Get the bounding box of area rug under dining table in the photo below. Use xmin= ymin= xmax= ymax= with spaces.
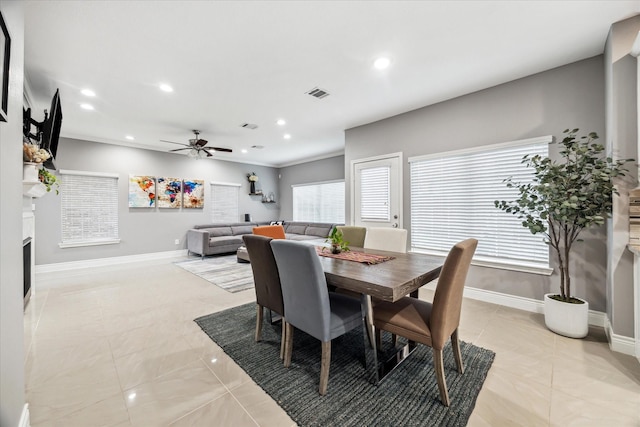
xmin=195 ymin=302 xmax=495 ymax=426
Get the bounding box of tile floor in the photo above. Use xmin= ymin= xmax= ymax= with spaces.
xmin=24 ymin=255 xmax=640 ymax=426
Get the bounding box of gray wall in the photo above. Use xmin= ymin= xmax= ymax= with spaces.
xmin=605 ymin=15 xmax=640 ymax=338
xmin=0 ymin=2 xmax=26 ymax=426
xmin=345 ymin=56 xmax=612 ymax=312
xmin=35 ymin=137 xmax=282 ymax=265
xmin=277 ymin=155 xmax=345 ymax=220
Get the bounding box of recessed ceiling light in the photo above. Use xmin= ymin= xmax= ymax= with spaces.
xmin=284 ymin=134 xmax=291 ymax=140
xmin=373 ymin=57 xmax=391 ymax=70
xmin=159 ymin=83 xmax=173 ymax=93
xmin=80 ymin=103 xmax=94 ymax=110
xmin=81 ymin=89 xmax=96 ymax=97
xmin=125 ymin=135 xmax=135 ymax=141
xmin=241 ymin=149 xmax=248 ymax=154
xmin=276 ymin=119 xmax=286 ymax=126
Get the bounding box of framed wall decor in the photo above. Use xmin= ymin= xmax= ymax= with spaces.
xmin=183 ymin=179 xmax=204 ymax=208
xmin=156 ymin=177 xmax=182 ymax=208
xmin=128 ymin=175 xmax=156 ymax=208
xmin=0 ymin=10 xmax=10 ymax=122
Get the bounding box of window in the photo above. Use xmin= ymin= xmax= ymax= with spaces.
xmin=409 ymin=136 xmax=552 ymax=273
xmin=360 ymin=166 xmax=390 ymax=221
xmin=59 ymin=170 xmax=120 ymax=248
xmin=210 ymin=182 xmax=240 ymax=223
xmin=293 ymin=180 xmax=345 ymax=223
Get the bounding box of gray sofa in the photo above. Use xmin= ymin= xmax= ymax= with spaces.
xmin=187 ymin=221 xmax=337 ymax=258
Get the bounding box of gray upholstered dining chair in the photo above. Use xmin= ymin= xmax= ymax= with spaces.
xmin=336 ymin=226 xmax=367 ymax=248
xmin=363 ymin=227 xmax=408 ymax=253
xmin=373 ymin=238 xmax=478 ymax=406
xmin=270 ymin=240 xmax=362 ymax=395
xmin=242 ymin=234 xmax=286 ymax=359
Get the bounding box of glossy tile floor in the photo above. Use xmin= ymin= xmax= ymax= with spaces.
xmin=25 ymin=255 xmax=640 ymax=426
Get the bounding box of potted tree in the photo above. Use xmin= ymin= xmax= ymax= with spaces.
xmin=495 ymin=129 xmax=633 ymax=338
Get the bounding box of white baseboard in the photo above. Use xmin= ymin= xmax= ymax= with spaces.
xmin=604 ymin=316 xmax=637 ymax=357
xmin=19 ymin=403 xmax=30 ymax=427
xmin=461 ymin=286 xmax=607 ymax=328
xmin=462 ymin=287 xmax=638 ymax=355
xmin=35 ymin=249 xmax=188 ymax=273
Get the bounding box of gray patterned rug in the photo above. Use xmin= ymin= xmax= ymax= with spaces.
xmin=174 ymin=255 xmax=254 ymax=293
xmin=195 ymin=303 xmax=495 ymax=426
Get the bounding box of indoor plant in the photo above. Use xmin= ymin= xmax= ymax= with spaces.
xmin=495 ymin=129 xmax=633 ymax=338
xmin=325 ymin=226 xmax=350 ymax=254
xmin=38 ymin=168 xmax=59 ymax=195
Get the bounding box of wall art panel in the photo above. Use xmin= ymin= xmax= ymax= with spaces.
xmin=157 ymin=177 xmax=182 ymax=208
xmin=183 ymin=179 xmax=204 ymax=209
xmin=128 ymin=175 xmax=156 ymax=207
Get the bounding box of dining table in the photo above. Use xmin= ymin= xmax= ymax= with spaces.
xmin=316 ymin=245 xmax=444 ymax=384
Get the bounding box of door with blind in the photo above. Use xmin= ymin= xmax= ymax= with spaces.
xmin=351 ymin=153 xmax=402 ymax=229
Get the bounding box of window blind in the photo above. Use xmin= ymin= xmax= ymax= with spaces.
xmin=292 ymin=180 xmax=345 ymax=223
xmin=409 ymin=137 xmax=550 ymax=268
xmin=210 ymin=183 xmax=240 ymax=223
xmin=360 ymin=166 xmax=390 ymax=221
xmin=60 ymin=170 xmax=119 ymax=247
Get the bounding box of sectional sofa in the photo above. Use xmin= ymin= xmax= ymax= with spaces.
xmin=186 ymin=221 xmax=337 ymax=258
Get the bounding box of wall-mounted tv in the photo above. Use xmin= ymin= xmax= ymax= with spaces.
xmin=23 ymin=89 xmax=63 ymax=170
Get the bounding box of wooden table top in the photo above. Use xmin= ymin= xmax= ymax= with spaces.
xmin=318 ymin=247 xmax=443 ymax=302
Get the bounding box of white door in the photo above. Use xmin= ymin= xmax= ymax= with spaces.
xmin=351 ymin=153 xmax=402 ymax=229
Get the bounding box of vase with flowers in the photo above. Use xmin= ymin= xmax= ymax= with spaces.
xmin=23 ymin=142 xmax=51 ymax=182
xmin=247 ymin=172 xmax=259 ymax=194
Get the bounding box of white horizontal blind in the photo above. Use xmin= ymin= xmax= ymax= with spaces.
xmin=410 ymin=138 xmax=549 ymax=267
xmin=210 ymin=183 xmax=239 ymax=223
xmin=293 ymin=181 xmax=345 ymax=223
xmin=360 ymin=166 xmax=390 ymax=221
xmin=60 ymin=171 xmax=119 ymax=246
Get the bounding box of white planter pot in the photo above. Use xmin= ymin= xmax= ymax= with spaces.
xmin=23 ymin=162 xmax=41 ymax=182
xmin=544 ymin=293 xmax=589 ymax=338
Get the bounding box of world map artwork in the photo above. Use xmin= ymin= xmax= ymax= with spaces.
xmin=128 ymin=175 xmax=155 ymax=208
xmin=157 ymin=177 xmax=182 ymax=208
xmin=183 ymin=179 xmax=204 ymax=208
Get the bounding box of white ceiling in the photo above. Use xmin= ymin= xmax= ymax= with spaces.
xmin=23 ymin=1 xmax=640 ymax=167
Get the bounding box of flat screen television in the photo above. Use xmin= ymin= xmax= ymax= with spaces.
xmin=40 ymin=89 xmax=62 ymax=170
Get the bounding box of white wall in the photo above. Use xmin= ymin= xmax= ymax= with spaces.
xmin=345 ymin=56 xmax=613 ymax=313
xmin=0 ymin=2 xmax=26 ymax=426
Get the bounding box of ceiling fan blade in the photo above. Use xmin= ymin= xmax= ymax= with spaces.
xmin=211 ymin=146 xmax=233 ymax=153
xmin=169 ymin=147 xmax=191 ymax=152
xmin=160 ymin=139 xmax=188 ymax=146
xmin=195 ymin=139 xmax=208 ymax=147
xmin=202 ymin=148 xmax=214 ymax=157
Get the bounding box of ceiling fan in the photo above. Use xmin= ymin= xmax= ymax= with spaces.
xmin=161 ymin=130 xmax=232 ymax=158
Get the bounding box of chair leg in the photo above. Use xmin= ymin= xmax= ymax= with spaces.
xmin=284 ymin=322 xmax=294 ymax=368
xmin=319 ymin=341 xmax=331 ymax=395
xmin=451 ymin=328 xmax=464 ymax=374
xmin=280 ymin=318 xmax=286 ymax=360
xmin=433 ymin=348 xmax=450 ymax=406
xmin=392 ymin=334 xmax=399 ymax=347
xmin=255 ymin=305 xmax=263 ymax=342
xmin=375 ymin=329 xmax=382 ymax=349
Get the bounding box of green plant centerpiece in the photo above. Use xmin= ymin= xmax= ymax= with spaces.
xmin=38 ymin=168 xmax=59 ymax=195
xmin=325 ymin=226 xmax=350 ymax=254
xmin=495 ymin=129 xmax=633 ymax=337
